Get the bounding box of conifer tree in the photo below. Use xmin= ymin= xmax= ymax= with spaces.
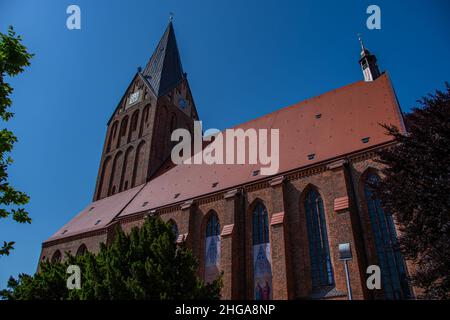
xmin=0 ymin=217 xmax=222 ymax=300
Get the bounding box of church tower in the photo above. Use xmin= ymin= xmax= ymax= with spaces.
xmin=358 ymin=35 xmax=381 ymax=82
xmin=93 ymin=21 xmax=199 ymax=201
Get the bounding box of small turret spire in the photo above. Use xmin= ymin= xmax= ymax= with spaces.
xmin=358 ymin=34 xmax=381 ymax=82
xmin=357 ymin=33 xmax=365 ymax=53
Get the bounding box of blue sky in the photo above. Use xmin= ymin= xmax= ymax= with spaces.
xmin=0 ymin=0 xmax=449 ymax=289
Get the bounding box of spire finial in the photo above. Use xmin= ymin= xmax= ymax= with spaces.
xmin=169 ymin=12 xmax=174 ymax=22
xmin=357 ymin=33 xmax=365 ymax=52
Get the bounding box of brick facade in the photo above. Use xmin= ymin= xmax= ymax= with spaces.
xmin=39 ymin=22 xmax=416 ymax=300
xmin=94 ymin=76 xmax=198 ymax=201
xmin=40 ymin=146 xmax=416 ymax=299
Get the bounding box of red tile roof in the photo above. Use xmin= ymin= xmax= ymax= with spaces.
xmin=44 ymin=73 xmax=404 ymax=243
xmin=46 ymin=185 xmax=144 ymax=242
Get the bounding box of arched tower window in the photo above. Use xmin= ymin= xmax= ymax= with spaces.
xmin=204 ymin=211 xmax=220 ymax=283
xmin=131 ymin=141 xmax=146 ymax=187
xmin=108 ymin=151 xmax=123 ymax=196
xmin=97 ymin=156 xmax=111 ymax=200
xmin=76 ymin=244 xmax=87 ymax=257
xmin=128 ymin=111 xmax=139 ymax=142
xmin=304 ymin=188 xmax=334 ymax=288
xmin=112 ymin=121 xmax=118 ymax=138
xmin=144 ymin=106 xmax=150 ymax=122
xmin=119 ymin=147 xmax=134 ymax=192
xmin=364 ymin=173 xmax=411 ymax=299
xmin=139 ymin=104 xmax=150 ymax=137
xmin=51 ymin=250 xmax=61 ymax=263
xmin=117 ymin=116 xmax=129 ymax=148
xmin=107 ymin=121 xmax=118 ymax=153
xmin=252 ymin=202 xmax=272 ymax=300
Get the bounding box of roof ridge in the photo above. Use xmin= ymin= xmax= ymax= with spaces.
xmin=227 ymin=74 xmax=391 ymax=131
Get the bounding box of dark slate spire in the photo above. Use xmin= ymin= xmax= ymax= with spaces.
xmin=142 ymin=21 xmax=185 ymax=97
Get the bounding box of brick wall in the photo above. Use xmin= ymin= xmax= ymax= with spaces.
xmin=94 ymin=78 xmax=197 ymax=201
xmin=40 ymin=148 xmax=416 ymax=300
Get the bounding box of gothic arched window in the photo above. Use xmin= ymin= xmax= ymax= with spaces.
xmin=304 ymin=189 xmax=334 ymax=288
xmin=97 ymin=156 xmax=111 ymax=200
xmin=107 ymin=121 xmax=118 ymax=153
xmin=206 ymin=212 xmax=220 ymax=238
xmin=253 ymin=203 xmax=269 ymax=246
xmin=51 ymin=250 xmax=61 ymax=263
xmin=252 ymin=202 xmax=272 ymax=300
xmin=112 ymin=121 xmax=118 ymax=138
xmin=76 ymin=244 xmax=87 ymax=257
xmin=120 ymin=147 xmax=134 ymax=192
xmin=139 ymin=104 xmax=151 ymax=137
xmin=144 ymin=106 xmax=150 ymax=122
xmin=117 ymin=116 xmax=128 ymax=148
xmin=132 ymin=141 xmax=146 ymax=187
xmin=204 ymin=211 xmax=220 ymax=283
xmin=108 ymin=151 xmax=123 ymax=196
xmin=364 ymin=173 xmax=411 ymax=299
xmin=128 ymin=111 xmax=139 ymax=142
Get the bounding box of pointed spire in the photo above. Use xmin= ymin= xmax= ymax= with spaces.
xmin=142 ymin=21 xmax=185 ymax=97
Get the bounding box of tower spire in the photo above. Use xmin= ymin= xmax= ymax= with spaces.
xmin=358 ymin=34 xmax=381 ymax=82
xmin=142 ymin=20 xmax=185 ymax=96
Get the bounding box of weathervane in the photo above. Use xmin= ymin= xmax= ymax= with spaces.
xmin=169 ymin=12 xmax=174 ymax=22
xmin=357 ymin=33 xmax=365 ymax=51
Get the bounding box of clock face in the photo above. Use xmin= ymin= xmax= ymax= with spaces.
xmin=129 ymin=91 xmax=140 ymax=105
xmin=178 ymin=97 xmax=187 ymax=109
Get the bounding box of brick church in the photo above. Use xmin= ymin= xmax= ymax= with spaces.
xmin=39 ymin=21 xmax=415 ymax=300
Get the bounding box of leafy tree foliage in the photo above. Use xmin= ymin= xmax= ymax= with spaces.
xmin=1 ymin=217 xmax=222 ymax=300
xmin=374 ymin=83 xmax=450 ymax=299
xmin=0 ymin=26 xmax=33 ymax=256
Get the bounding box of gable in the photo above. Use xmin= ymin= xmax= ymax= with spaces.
xmin=107 ymin=72 xmax=157 ymax=126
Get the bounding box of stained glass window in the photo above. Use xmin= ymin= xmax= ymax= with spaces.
xmin=364 ymin=173 xmax=411 ymax=299
xmin=305 ymin=189 xmax=334 ymax=287
xmin=205 ymin=212 xmax=220 ymax=283
xmin=252 ymin=202 xmax=272 ymax=300
xmin=252 ymin=202 xmax=270 ymax=245
xmin=76 ymin=244 xmax=87 ymax=257
xmin=51 ymin=250 xmax=61 ymax=263
xmin=206 ymin=212 xmax=220 ymax=237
